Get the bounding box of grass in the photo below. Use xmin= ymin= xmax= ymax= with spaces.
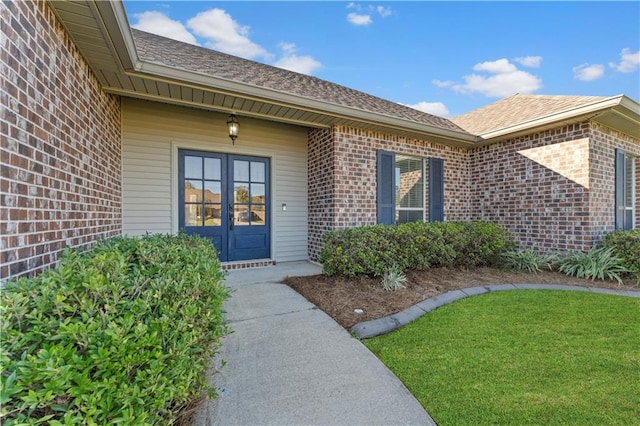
xmin=363 ymin=290 xmax=640 ymax=425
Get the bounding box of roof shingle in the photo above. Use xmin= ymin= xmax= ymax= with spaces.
xmin=451 ymin=93 xmax=608 ymax=135
xmin=131 ymin=29 xmax=468 ymax=134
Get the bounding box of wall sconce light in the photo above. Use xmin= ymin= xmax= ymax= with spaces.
xmin=282 ymin=203 xmax=287 ymax=211
xmin=227 ymin=113 xmax=239 ymax=144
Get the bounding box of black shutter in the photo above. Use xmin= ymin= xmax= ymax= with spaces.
xmin=429 ymin=158 xmax=444 ymax=222
xmin=376 ymin=150 xmax=395 ymax=225
xmin=615 ymin=149 xmax=626 ymax=230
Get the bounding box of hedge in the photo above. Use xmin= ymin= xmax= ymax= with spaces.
xmin=602 ymin=229 xmax=640 ymax=284
xmin=0 ymin=234 xmax=229 ymax=425
xmin=319 ymin=221 xmax=515 ymax=277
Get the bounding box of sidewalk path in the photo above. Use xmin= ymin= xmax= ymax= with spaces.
xmin=194 ymin=261 xmax=435 ymax=426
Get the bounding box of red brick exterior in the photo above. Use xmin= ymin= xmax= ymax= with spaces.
xmin=1 ymin=1 xmax=122 ymax=280
xmin=309 ymin=122 xmax=639 ymax=259
xmin=308 ymin=125 xmax=471 ymax=260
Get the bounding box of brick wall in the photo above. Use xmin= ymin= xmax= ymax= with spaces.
xmin=588 ymin=123 xmax=640 ymax=241
xmin=307 ymin=125 xmax=470 ymax=260
xmin=1 ymin=1 xmax=122 ymax=280
xmin=307 ymin=128 xmax=336 ymax=261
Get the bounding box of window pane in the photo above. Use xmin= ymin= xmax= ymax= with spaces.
xmin=204 ymin=158 xmax=221 ymax=180
xmin=184 ymin=156 xmax=202 ymax=179
xmin=204 ymin=182 xmax=221 ymax=203
xmin=252 ymin=204 xmax=266 ymax=225
xmin=203 ymin=204 xmax=221 ymax=226
xmin=396 ymin=209 xmax=423 ymax=224
xmin=234 ymin=184 xmax=250 ymax=203
xmin=234 ymin=205 xmax=250 ymax=226
xmin=234 ymin=160 xmax=249 ymax=181
xmin=251 ymin=183 xmax=265 ymax=203
xmin=251 ymin=162 xmax=266 ymax=182
xmin=184 ymin=180 xmax=203 ymax=203
xmin=396 ymin=157 xmax=423 ymax=208
xmin=625 ymin=156 xmax=634 ymax=207
xmin=184 ymin=204 xmax=202 ymax=226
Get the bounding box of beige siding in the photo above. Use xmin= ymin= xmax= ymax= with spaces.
xmin=122 ymin=98 xmax=309 ymax=262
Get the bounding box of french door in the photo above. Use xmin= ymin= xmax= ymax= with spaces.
xmin=178 ymin=149 xmax=270 ymax=261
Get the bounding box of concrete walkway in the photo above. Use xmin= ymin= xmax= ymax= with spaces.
xmin=193 ymin=261 xmax=435 ymax=426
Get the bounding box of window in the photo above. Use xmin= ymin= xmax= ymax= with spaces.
xmin=395 ymin=156 xmax=424 ymax=223
xmin=615 ymin=149 xmax=636 ymax=230
xmin=377 ymin=150 xmax=443 ymax=225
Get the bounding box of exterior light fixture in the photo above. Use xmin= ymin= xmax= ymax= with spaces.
xmin=227 ymin=113 xmax=239 ymax=144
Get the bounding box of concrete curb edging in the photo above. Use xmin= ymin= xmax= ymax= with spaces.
xmin=350 ymin=284 xmax=640 ymax=339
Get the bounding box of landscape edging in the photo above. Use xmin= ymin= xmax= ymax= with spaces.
xmin=350 ymin=284 xmax=640 ymax=339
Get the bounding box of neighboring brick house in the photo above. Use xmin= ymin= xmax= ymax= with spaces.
xmin=1 ymin=0 xmax=639 ymax=280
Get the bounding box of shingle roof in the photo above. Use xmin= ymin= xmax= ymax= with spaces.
xmin=131 ymin=29 xmax=468 ymax=134
xmin=451 ymin=94 xmax=608 ymax=135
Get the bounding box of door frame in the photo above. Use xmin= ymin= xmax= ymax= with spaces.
xmin=172 ymin=141 xmax=275 ymax=261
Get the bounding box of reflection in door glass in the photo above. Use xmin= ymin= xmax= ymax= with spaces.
xmin=204 ymin=205 xmax=221 ymax=226
xmin=184 ymin=156 xmax=202 ymax=179
xmin=184 ymin=205 xmax=202 ymax=226
xmin=234 ymin=160 xmax=249 ymax=181
xmin=251 ymin=162 xmax=265 ymax=182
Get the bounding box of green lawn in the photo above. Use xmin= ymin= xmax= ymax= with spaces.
xmin=364 ymin=290 xmax=640 ymax=425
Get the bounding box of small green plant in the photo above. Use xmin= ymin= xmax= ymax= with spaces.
xmin=558 ymin=246 xmax=630 ymax=285
xmin=381 ymin=265 xmax=407 ymax=291
xmin=501 ymin=248 xmax=558 ymax=273
xmin=602 ymin=229 xmax=640 ymax=285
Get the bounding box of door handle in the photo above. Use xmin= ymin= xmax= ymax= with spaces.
xmin=229 ymin=204 xmax=234 ymax=230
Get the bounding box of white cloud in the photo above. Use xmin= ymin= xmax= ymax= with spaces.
xmin=436 ymin=58 xmax=542 ymax=98
xmin=131 ymin=11 xmax=198 ymax=45
xmin=609 ymin=48 xmax=640 ymax=73
xmin=273 ymin=43 xmax=322 ymax=75
xmin=187 ymin=9 xmax=270 ymax=60
xmin=376 ymin=6 xmax=392 ymax=17
xmin=432 ymin=80 xmax=455 ymax=88
xmin=347 ymin=12 xmax=373 ymax=26
xmin=514 ymin=56 xmax=543 ymax=68
xmin=404 ymin=102 xmax=450 ymax=117
xmin=573 ymin=63 xmax=605 ymax=81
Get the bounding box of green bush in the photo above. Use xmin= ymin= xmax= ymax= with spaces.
xmin=320 ymin=221 xmax=514 ymax=277
xmin=558 ymin=246 xmax=630 ymax=285
xmin=0 ymin=234 xmax=229 ymax=425
xmin=501 ymin=249 xmax=559 ymax=273
xmin=602 ymin=229 xmax=640 ymax=284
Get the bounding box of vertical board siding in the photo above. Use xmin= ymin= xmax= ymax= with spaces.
xmin=121 ymin=98 xmax=309 ymax=262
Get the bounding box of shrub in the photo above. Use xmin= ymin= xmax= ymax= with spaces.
xmin=0 ymin=234 xmax=229 ymax=425
xmin=558 ymin=246 xmax=630 ymax=285
xmin=501 ymin=249 xmax=559 ymax=273
xmin=602 ymin=229 xmax=640 ymax=284
xmin=320 ymin=221 xmax=514 ymax=277
xmin=381 ymin=265 xmax=407 ymax=291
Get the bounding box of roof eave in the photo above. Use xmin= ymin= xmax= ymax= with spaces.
xmin=134 ymin=61 xmax=476 ymax=147
xmin=475 ymin=95 xmax=640 ymax=144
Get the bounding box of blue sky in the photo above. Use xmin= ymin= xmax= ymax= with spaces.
xmin=122 ymin=1 xmax=640 ymax=117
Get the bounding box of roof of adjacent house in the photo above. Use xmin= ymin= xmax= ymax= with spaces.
xmin=451 ymin=94 xmax=608 ymax=135
xmin=132 ymin=29 xmax=468 ymax=134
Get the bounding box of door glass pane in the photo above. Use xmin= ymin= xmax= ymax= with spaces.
xmin=204 ymin=204 xmax=221 ymax=226
xmin=234 ymin=184 xmax=250 ymax=203
xmin=234 ymin=160 xmax=249 ymax=181
xmin=184 ymin=180 xmax=203 ymax=203
xmin=184 ymin=204 xmax=202 ymax=226
xmin=250 ymin=183 xmax=265 ymax=203
xmin=184 ymin=156 xmax=202 ymax=179
xmin=252 ymin=204 xmax=266 ymax=225
xmin=251 ymin=162 xmax=265 ymax=182
xmin=203 ymin=182 xmax=221 ymax=203
xmin=234 ymin=205 xmax=250 ymax=226
xmin=204 ymin=158 xmax=221 ymax=180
